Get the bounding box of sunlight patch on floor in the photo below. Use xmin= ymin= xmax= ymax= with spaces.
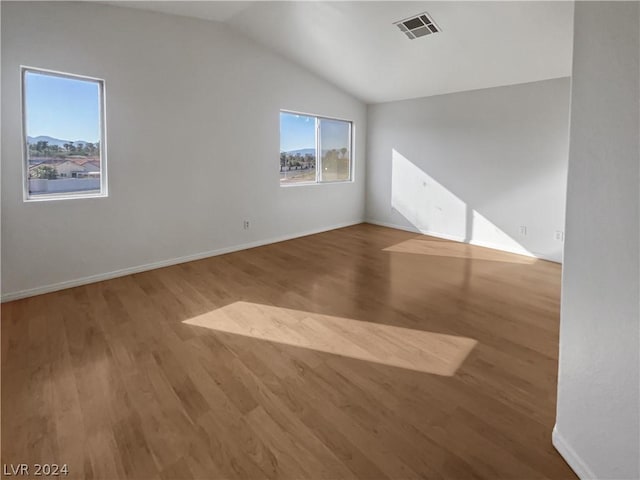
xmin=183 ymin=301 xmax=477 ymax=376
xmin=383 ymin=238 xmax=536 ymax=264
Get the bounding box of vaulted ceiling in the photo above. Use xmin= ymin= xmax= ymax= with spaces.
xmin=110 ymin=1 xmax=574 ymax=104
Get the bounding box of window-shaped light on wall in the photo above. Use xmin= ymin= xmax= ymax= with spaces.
xmin=22 ymin=67 xmax=107 ymax=200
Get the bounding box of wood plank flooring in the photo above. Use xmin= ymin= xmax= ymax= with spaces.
xmin=1 ymin=224 xmax=576 ymax=479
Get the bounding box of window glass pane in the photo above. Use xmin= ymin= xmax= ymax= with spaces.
xmin=319 ymin=118 xmax=351 ymax=182
xmin=279 ymin=112 xmax=316 ymax=184
xmin=24 ymin=70 xmax=104 ymax=198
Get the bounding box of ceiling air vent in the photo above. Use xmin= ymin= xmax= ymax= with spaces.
xmin=394 ymin=12 xmax=440 ymax=40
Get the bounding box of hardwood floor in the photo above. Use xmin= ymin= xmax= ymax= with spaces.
xmin=1 ymin=224 xmax=576 ymax=479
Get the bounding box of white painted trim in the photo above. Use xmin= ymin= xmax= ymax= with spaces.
xmin=1 ymin=220 xmax=362 ymax=302
xmin=365 ymin=218 xmax=560 ymax=263
xmin=471 ymin=238 xmax=534 ymax=258
xmin=552 ymin=426 xmax=597 ymax=479
xmin=364 ymin=218 xmax=421 ymax=235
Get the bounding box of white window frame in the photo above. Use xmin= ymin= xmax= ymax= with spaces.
xmin=280 ymin=110 xmax=354 ymax=187
xmin=21 ymin=66 xmax=108 ymax=202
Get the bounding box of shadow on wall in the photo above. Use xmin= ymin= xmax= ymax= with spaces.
xmin=391 ymin=149 xmax=557 ymax=259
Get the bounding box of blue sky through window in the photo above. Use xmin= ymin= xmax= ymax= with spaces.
xmin=280 ymin=112 xmax=351 ymax=153
xmin=280 ymin=112 xmax=315 ymax=152
xmin=25 ymin=71 xmax=101 ymax=143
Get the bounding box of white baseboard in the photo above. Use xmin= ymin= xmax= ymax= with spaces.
xmin=364 ymin=219 xmax=421 ymax=235
xmin=552 ymin=425 xmax=597 ymax=479
xmin=1 ymin=220 xmax=362 ymax=303
xmin=365 ymin=218 xmax=560 ymax=263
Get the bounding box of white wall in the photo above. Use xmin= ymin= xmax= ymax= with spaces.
xmin=554 ymin=3 xmax=640 ymax=479
xmin=0 ymin=1 xmax=366 ymax=300
xmin=366 ymin=78 xmax=571 ymax=262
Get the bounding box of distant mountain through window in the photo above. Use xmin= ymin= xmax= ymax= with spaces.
xmin=27 ymin=136 xmax=95 ymax=147
xmin=282 ymin=148 xmax=315 ymax=156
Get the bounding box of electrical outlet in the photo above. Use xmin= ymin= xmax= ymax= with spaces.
xmin=519 ymin=225 xmax=527 ymax=236
xmin=243 ymin=220 xmax=250 ymax=230
xmin=555 ymin=230 xmax=564 ymax=242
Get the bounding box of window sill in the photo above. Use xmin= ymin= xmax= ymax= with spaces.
xmin=280 ymin=180 xmax=354 ymax=188
xmin=24 ymin=191 xmax=108 ymax=202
